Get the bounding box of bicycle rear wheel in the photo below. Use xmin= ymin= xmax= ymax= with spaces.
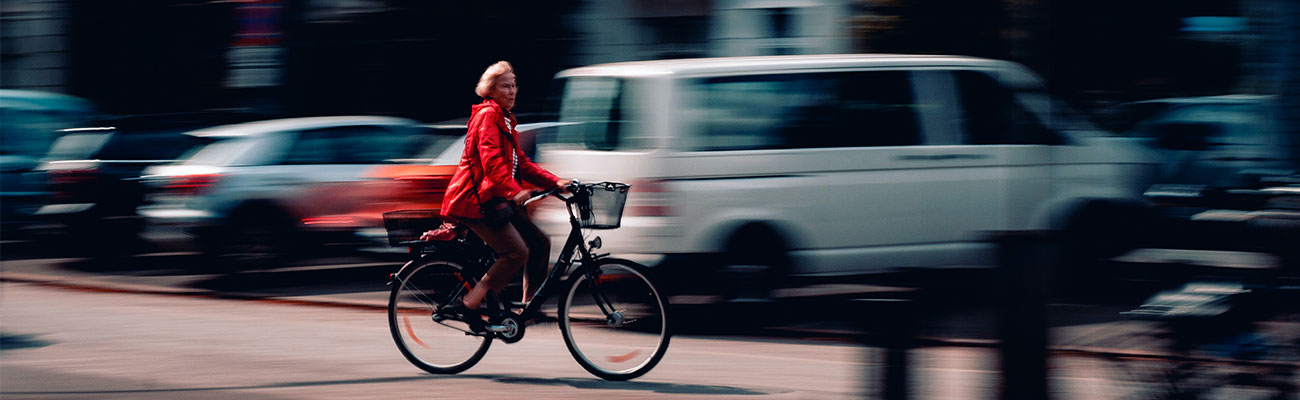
xmin=558 ymin=259 xmax=670 ymax=381
xmin=388 ymin=258 xmax=491 ymax=374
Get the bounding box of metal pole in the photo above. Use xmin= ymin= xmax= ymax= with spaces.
xmin=995 ymin=231 xmax=1051 ymax=400
xmin=855 ymin=297 xmax=914 ymax=400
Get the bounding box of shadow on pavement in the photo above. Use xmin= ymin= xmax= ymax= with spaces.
xmin=0 ymin=373 xmax=769 ymax=397
xmin=56 ymin=253 xmax=218 ymax=276
xmin=470 ymin=374 xmax=772 ymax=395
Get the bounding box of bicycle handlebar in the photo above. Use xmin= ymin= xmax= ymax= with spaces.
xmin=521 ymin=179 xmax=581 ymax=207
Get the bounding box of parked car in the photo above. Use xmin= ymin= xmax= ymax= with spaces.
xmin=136 ymin=116 xmax=430 ymax=266
xmin=1106 ymin=95 xmax=1295 ymax=195
xmin=0 ymin=90 xmax=101 ymax=238
xmin=535 ymin=54 xmax=1160 ymax=299
xmin=32 ymin=112 xmax=265 ymax=252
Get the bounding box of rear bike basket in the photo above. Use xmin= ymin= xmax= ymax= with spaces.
xmin=382 ymin=209 xmax=443 ymax=246
xmin=575 ymin=181 xmax=630 ymax=229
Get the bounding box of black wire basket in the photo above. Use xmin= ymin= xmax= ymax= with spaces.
xmin=575 ymin=182 xmax=630 ymax=229
xmin=382 ymin=209 xmax=443 ymax=246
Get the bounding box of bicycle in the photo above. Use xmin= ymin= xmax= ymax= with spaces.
xmin=382 ymin=181 xmax=671 ymax=381
xmin=1084 ymin=281 xmax=1298 ymax=399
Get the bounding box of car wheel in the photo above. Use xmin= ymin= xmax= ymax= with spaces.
xmin=67 ymin=213 xmax=148 ymax=258
xmin=214 ymin=207 xmax=296 ymax=269
xmin=1059 ymin=202 xmax=1153 ymax=296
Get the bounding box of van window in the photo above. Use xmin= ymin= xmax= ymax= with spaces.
xmin=555 ymin=78 xmax=643 ymax=151
xmin=686 ymin=71 xmax=920 ymax=151
xmin=955 ymin=70 xmax=1061 ymax=145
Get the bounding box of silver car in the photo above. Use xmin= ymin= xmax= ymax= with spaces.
xmin=138 ymin=116 xmax=430 ymax=266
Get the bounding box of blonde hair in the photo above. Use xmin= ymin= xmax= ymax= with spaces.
xmin=475 ymin=61 xmax=514 ymax=99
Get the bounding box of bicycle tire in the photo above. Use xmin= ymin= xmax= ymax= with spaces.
xmin=388 ymin=257 xmax=492 ymax=374
xmin=558 ymin=258 xmax=671 ymax=381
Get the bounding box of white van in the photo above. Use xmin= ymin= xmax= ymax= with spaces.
xmin=536 ymin=54 xmax=1158 ymax=298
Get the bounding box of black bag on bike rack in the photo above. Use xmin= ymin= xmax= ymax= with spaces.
xmin=479 ymin=197 xmax=514 ymax=227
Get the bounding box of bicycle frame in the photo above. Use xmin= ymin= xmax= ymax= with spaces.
xmin=388 ymin=188 xmax=604 ymax=320
xmin=515 ymin=190 xmax=597 ymax=319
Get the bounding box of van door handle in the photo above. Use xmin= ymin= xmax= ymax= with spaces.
xmin=895 ymin=154 xmax=990 ymax=161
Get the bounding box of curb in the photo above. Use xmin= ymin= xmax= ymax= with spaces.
xmin=0 ymin=272 xmax=389 ymax=312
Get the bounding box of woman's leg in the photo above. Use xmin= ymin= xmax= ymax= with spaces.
xmin=510 ymin=209 xmax=551 ymax=303
xmin=462 ymin=220 xmax=529 ymax=309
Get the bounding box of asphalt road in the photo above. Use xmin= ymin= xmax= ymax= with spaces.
xmin=0 ymin=281 xmax=1236 ymax=399
xmin=0 ymin=280 xmax=887 ymax=399
xmin=2 ymin=244 xmax=1297 ymax=398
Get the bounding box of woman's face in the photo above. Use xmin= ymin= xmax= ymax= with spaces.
xmin=490 ymin=72 xmax=517 ymax=110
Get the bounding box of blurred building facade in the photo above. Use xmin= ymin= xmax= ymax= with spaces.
xmin=0 ymin=0 xmax=1296 ymax=159
xmin=571 ymin=0 xmax=854 ymax=65
xmin=1 ymin=0 xmax=71 ymax=92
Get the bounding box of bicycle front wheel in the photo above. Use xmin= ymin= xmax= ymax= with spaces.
xmin=388 ymin=258 xmax=491 ymax=374
xmin=559 ymin=259 xmax=670 ymax=381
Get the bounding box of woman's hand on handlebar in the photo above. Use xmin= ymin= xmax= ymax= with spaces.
xmin=516 ymin=180 xmax=575 ymax=207
xmin=511 ymin=190 xmax=533 ymax=207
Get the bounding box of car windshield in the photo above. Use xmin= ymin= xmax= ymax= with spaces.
xmin=410 ymin=127 xmax=466 ymax=161
xmin=430 ymin=135 xmax=467 ymax=165
xmin=182 ymin=137 xmax=260 ymax=166
xmin=43 ymin=133 xmax=112 ymax=161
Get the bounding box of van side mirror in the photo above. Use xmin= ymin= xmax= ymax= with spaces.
xmin=1152 ymin=121 xmax=1218 ymax=151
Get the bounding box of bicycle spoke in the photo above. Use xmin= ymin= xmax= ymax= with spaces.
xmin=388 ymin=259 xmax=492 ymax=374
xmin=559 ymin=260 xmax=670 ymax=381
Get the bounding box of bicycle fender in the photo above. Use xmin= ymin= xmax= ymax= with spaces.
xmin=388 ymin=254 xmax=470 ymax=284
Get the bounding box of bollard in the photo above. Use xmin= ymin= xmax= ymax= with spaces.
xmin=994 ymin=231 xmax=1052 ymax=400
xmin=854 ymin=297 xmax=915 ymax=400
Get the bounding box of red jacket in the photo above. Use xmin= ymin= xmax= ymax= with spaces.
xmin=441 ymin=99 xmax=561 ymax=220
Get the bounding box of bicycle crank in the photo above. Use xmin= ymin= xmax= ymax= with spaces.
xmin=487 ymin=311 xmax=526 ymax=344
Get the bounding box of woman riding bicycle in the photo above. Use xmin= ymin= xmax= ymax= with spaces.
xmin=432 ymin=60 xmax=570 ymax=316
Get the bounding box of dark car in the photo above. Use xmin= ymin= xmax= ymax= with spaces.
xmin=1107 ymin=95 xmax=1294 ymax=193
xmin=1 ymin=90 xmax=101 ymax=238
xmin=33 ymin=111 xmax=265 ymax=252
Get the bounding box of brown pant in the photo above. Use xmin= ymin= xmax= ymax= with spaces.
xmin=464 ymin=206 xmax=551 ymax=303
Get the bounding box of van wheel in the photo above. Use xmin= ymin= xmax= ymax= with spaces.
xmin=717 ymin=227 xmax=789 ymax=302
xmin=1059 ymin=202 xmax=1152 ymax=295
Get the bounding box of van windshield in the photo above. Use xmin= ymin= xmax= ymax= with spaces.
xmin=552 ymin=77 xmax=646 ymax=151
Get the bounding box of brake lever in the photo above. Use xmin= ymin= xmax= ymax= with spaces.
xmin=522 ymin=189 xmax=556 ymax=207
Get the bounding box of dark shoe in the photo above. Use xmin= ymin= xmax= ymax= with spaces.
xmin=440 ymin=300 xmax=487 ymax=332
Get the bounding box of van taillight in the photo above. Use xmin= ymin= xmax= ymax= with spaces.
xmin=164 ymin=174 xmax=222 ymax=195
xmin=627 ymin=179 xmax=672 ymax=217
